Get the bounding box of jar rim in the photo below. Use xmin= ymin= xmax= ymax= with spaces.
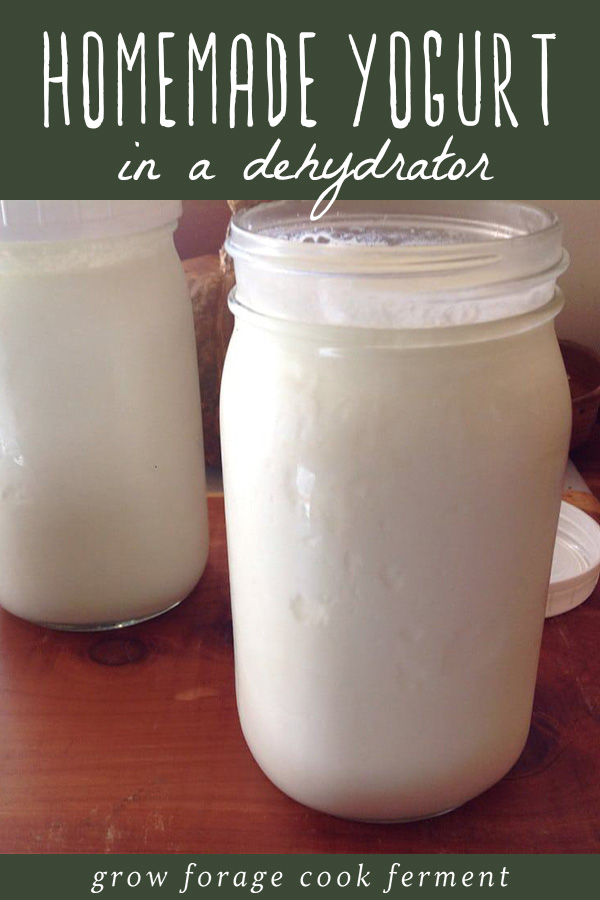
xmin=226 ymin=200 xmax=565 ymax=286
xmin=229 ymin=284 xmax=565 ymax=346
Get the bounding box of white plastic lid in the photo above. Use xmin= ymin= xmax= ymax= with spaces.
xmin=546 ymin=501 xmax=600 ymax=617
xmin=0 ymin=200 xmax=182 ymax=243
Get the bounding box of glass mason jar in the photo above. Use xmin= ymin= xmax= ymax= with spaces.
xmin=221 ymin=200 xmax=571 ymax=822
xmin=0 ymin=200 xmax=209 ymax=630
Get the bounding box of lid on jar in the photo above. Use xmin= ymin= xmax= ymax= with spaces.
xmin=0 ymin=200 xmax=182 ymax=243
xmin=547 ymin=501 xmax=600 ymax=617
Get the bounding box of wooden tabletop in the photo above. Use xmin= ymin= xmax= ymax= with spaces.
xmin=1 ymin=434 xmax=600 ymax=854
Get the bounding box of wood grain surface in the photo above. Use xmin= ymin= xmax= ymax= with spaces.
xmin=1 ymin=433 xmax=600 ymax=854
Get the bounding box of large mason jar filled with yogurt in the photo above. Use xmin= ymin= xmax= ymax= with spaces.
xmin=0 ymin=200 xmax=208 ymax=630
xmin=221 ymin=200 xmax=571 ymax=822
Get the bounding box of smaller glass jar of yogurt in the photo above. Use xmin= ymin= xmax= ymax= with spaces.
xmin=0 ymin=200 xmax=209 ymax=630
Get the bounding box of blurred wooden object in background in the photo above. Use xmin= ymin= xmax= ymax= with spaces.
xmin=183 ymin=202 xmax=267 ymax=467
xmin=175 ymin=200 xmax=230 ymax=259
xmin=560 ymin=340 xmax=600 ymax=450
xmin=184 ymin=256 xmax=234 ymax=467
xmin=226 ymin=200 xmax=265 ymax=214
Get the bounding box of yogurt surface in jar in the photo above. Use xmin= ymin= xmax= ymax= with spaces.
xmin=221 ymin=201 xmax=571 ymax=821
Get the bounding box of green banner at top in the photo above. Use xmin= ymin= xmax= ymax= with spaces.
xmin=0 ymin=0 xmax=594 ymax=203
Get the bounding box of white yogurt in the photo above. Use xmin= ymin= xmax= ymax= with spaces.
xmin=0 ymin=220 xmax=208 ymax=628
xmin=222 ymin=201 xmax=571 ymax=821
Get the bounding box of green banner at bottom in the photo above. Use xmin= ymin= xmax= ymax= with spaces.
xmin=0 ymin=854 xmax=595 ymax=899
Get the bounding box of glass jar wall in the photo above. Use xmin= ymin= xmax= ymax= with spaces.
xmin=0 ymin=202 xmax=209 ymax=629
xmin=221 ymin=200 xmax=571 ymax=821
